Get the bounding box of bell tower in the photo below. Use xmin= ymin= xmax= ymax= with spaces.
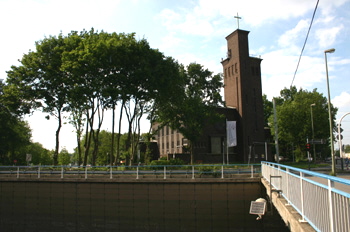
xmin=221 ymin=29 xmax=265 ymax=162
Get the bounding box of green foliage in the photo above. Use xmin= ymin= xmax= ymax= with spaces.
xmin=74 ymin=131 xmax=129 ymax=166
xmin=3 ymin=29 xmax=222 ymax=166
xmin=344 ymin=144 xmax=350 ymax=153
xmin=26 ymin=142 xmax=53 ymax=165
xmin=58 ymin=148 xmax=71 ymax=165
xmin=267 ymin=86 xmax=337 ymax=161
xmin=262 ymin=94 xmax=273 ymax=127
xmin=155 ymin=63 xmax=224 ymax=164
xmin=149 ymin=158 xmax=185 ymax=167
xmin=197 ymin=165 xmax=221 ymax=177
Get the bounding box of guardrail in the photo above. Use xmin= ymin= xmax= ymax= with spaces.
xmin=261 ymin=161 xmax=350 ymax=232
xmin=0 ymin=164 xmax=261 ymax=180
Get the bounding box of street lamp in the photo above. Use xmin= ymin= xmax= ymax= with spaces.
xmin=310 ymin=103 xmax=316 ymax=161
xmin=324 ymin=48 xmax=335 ymax=176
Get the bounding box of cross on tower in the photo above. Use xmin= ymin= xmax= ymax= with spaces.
xmin=234 ymin=12 xmax=242 ymax=29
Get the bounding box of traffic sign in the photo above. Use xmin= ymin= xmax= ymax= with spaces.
xmin=309 ymin=139 xmax=326 ymax=144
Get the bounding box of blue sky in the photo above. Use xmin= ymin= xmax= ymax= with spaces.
xmin=1 ymin=0 xmax=349 ymax=152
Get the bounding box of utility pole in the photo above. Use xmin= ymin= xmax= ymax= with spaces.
xmin=273 ymin=98 xmax=280 ymax=163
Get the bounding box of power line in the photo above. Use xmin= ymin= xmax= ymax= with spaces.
xmin=290 ymin=0 xmax=320 ymax=87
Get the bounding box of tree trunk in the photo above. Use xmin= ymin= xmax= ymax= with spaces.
xmin=114 ymin=100 xmax=125 ymax=165
xmin=91 ymin=129 xmax=99 ymax=166
xmin=190 ymin=141 xmax=194 ymax=165
xmin=110 ymin=104 xmax=115 ymax=166
xmin=77 ymin=134 xmax=82 ymax=166
xmin=91 ymin=99 xmax=104 ymax=166
xmin=53 ymin=110 xmax=62 ymax=165
xmin=84 ymin=109 xmax=93 ymax=166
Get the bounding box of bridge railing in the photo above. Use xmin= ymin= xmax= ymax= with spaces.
xmin=261 ymin=161 xmax=350 ymax=232
xmin=0 ymin=164 xmax=261 ymax=180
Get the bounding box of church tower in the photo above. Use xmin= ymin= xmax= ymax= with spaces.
xmin=221 ymin=29 xmax=266 ymax=162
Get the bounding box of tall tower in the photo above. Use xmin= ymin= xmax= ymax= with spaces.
xmin=221 ymin=29 xmax=265 ymax=162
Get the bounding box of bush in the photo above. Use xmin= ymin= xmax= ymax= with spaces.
xmin=149 ymin=158 xmax=184 ymax=167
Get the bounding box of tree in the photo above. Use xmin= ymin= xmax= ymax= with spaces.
xmin=344 ymin=145 xmax=350 ymax=153
xmin=74 ymin=130 xmax=129 ymax=166
xmin=26 ymin=142 xmax=53 ymax=165
xmin=269 ymin=87 xmax=337 ymax=161
xmin=0 ymin=81 xmax=32 ymax=165
xmin=155 ymin=63 xmax=224 ymax=164
xmin=6 ymin=34 xmax=69 ymax=165
xmin=58 ymin=148 xmax=71 ymax=165
xmin=262 ymin=94 xmax=273 ymax=127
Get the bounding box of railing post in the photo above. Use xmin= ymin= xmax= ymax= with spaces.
xmin=299 ymin=172 xmax=306 ymax=222
xmin=61 ymin=166 xmax=64 ymax=179
xmin=38 ymin=165 xmax=41 ymax=179
xmin=221 ymin=165 xmax=224 ymax=179
xmin=110 ymin=166 xmax=113 ymax=179
xmin=192 ymin=166 xmax=195 ymax=179
xmin=85 ymin=166 xmax=87 ymax=179
xmin=136 ymin=166 xmax=139 ymax=179
xmin=251 ymin=165 xmax=254 ymax=178
xmin=286 ymin=168 xmax=290 ymax=205
xmin=328 ymin=179 xmax=335 ymax=232
xmin=17 ymin=167 xmax=19 ymax=179
xmin=164 ymin=166 xmax=166 ymax=179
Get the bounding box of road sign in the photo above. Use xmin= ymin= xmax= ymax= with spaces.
xmin=309 ymin=139 xmax=326 ymax=144
xmin=336 ymin=134 xmax=343 ymax=140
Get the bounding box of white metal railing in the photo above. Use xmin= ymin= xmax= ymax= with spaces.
xmin=0 ymin=164 xmax=261 ymax=180
xmin=262 ymin=161 xmax=350 ymax=232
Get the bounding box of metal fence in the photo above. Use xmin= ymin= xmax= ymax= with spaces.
xmin=0 ymin=164 xmax=261 ymax=180
xmin=262 ymin=161 xmax=350 ymax=232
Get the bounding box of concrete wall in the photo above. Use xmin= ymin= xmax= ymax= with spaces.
xmin=0 ymin=179 xmax=289 ymax=232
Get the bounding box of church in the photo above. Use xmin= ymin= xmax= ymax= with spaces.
xmin=151 ymin=28 xmax=269 ymax=164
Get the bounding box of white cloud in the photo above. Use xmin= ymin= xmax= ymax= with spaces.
xmin=278 ymin=19 xmax=309 ymax=48
xmin=315 ymin=25 xmax=344 ymax=48
xmin=180 ymin=14 xmax=214 ymax=36
xmin=158 ymin=34 xmax=186 ymax=54
xmin=158 ymin=8 xmax=183 ymax=31
xmin=333 ymin=91 xmax=350 ymax=145
xmin=333 ymin=92 xmax=350 ymax=109
xmin=212 ymin=0 xmax=315 ymax=27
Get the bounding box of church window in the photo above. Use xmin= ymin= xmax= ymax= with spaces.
xmin=235 ymin=63 xmax=238 ymax=73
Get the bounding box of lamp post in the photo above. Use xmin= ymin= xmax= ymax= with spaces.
xmin=324 ymin=48 xmax=335 ymax=176
xmin=310 ymin=103 xmax=316 ymax=161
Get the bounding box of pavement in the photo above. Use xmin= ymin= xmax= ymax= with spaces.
xmin=306 ymin=163 xmax=350 ymax=193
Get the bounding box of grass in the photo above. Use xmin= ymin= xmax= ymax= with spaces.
xmin=281 ymin=161 xmax=330 ymax=169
